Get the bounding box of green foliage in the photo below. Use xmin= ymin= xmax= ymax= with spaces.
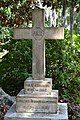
xmin=0 ymin=0 xmax=31 ymax=27
xmin=0 ymin=27 xmax=13 ymax=43
xmin=46 ymin=29 xmax=80 ymax=103
xmin=0 ymin=39 xmax=32 ymax=95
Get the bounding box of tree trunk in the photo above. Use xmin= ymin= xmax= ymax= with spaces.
xmin=70 ymin=0 xmax=74 ymax=42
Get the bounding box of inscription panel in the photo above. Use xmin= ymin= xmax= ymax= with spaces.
xmin=25 ymin=87 xmax=50 ymax=94
xmin=17 ymin=97 xmax=57 ymax=103
xmin=24 ymin=79 xmax=52 ymax=95
xmin=16 ymin=102 xmax=57 ymax=113
xmin=16 ymin=97 xmax=57 ymax=113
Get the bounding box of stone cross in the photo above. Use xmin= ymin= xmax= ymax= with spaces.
xmin=14 ymin=8 xmax=64 ymax=80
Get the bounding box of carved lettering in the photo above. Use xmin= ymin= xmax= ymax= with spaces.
xmin=26 ymin=88 xmax=48 ymax=93
xmin=17 ymin=98 xmax=57 ymax=103
xmin=25 ymin=83 xmax=50 ymax=87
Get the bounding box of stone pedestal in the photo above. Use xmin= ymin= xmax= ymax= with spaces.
xmin=4 ymin=103 xmax=68 ymax=120
xmin=4 ymin=78 xmax=68 ymax=120
xmin=16 ymin=89 xmax=58 ymax=113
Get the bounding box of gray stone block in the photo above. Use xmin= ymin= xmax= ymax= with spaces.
xmin=4 ymin=103 xmax=68 ymax=120
xmin=16 ymin=89 xmax=58 ymax=113
xmin=24 ymin=78 xmax=52 ymax=95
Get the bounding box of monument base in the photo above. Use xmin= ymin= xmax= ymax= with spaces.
xmin=4 ymin=103 xmax=68 ymax=120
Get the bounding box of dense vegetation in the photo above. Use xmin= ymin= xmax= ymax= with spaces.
xmin=46 ymin=30 xmax=80 ymax=104
xmin=0 ymin=0 xmax=80 ymax=104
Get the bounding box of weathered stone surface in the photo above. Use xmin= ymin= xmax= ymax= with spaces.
xmin=13 ymin=8 xmax=64 ymax=80
xmin=0 ymin=87 xmax=15 ymax=103
xmin=16 ymin=90 xmax=58 ymax=113
xmin=18 ymin=89 xmax=58 ymax=98
xmin=0 ymin=87 xmax=9 ymax=96
xmin=24 ymin=78 xmax=52 ymax=95
xmin=4 ymin=103 xmax=68 ymax=120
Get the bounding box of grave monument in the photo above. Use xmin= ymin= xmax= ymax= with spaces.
xmin=4 ymin=7 xmax=68 ymax=120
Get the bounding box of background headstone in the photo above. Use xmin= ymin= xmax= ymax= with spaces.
xmin=0 ymin=88 xmax=15 ymax=120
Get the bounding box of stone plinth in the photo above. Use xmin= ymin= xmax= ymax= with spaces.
xmin=4 ymin=78 xmax=68 ymax=119
xmin=24 ymin=78 xmax=52 ymax=95
xmin=4 ymin=78 xmax=68 ymax=120
xmin=4 ymin=103 xmax=68 ymax=120
xmin=16 ymin=89 xmax=58 ymax=113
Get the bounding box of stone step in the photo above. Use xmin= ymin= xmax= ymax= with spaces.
xmin=24 ymin=78 xmax=52 ymax=95
xmin=16 ymin=90 xmax=58 ymax=113
xmin=17 ymin=89 xmax=58 ymax=98
xmin=4 ymin=103 xmax=68 ymax=120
